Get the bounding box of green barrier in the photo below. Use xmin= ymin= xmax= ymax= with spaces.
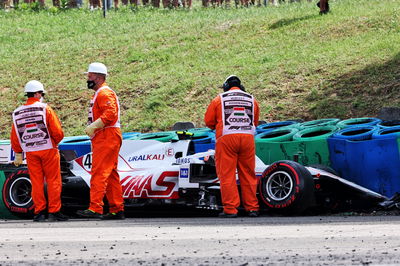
xmin=293 ymin=126 xmax=338 ymax=141
xmin=131 ymin=131 xmax=178 ymax=142
xmin=0 ymin=171 xmax=17 ymax=219
xmin=257 ymin=140 xmax=330 ymax=166
xmin=280 ymin=123 xmax=302 ymax=130
xmin=256 ymin=121 xmax=300 ymax=133
xmin=255 ymin=128 xmax=299 ymax=142
xmin=336 ymin=117 xmax=381 ymax=129
xmin=297 ymin=118 xmax=340 ymax=130
xmin=256 ymin=139 xmax=332 ymax=166
xmin=188 ymin=128 xmax=213 ymax=133
xmin=256 ymin=126 xmax=338 ymax=166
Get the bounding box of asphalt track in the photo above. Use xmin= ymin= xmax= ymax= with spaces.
xmin=1 ymin=215 xmax=400 ymax=265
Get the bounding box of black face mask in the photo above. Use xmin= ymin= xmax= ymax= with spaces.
xmin=87 ymin=80 xmax=96 ymax=89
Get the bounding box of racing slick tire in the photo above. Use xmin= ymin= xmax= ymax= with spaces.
xmin=258 ymin=160 xmax=315 ymax=214
xmin=2 ymin=169 xmax=34 ymax=217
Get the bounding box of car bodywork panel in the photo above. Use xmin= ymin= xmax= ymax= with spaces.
xmin=0 ymin=138 xmax=387 ymax=216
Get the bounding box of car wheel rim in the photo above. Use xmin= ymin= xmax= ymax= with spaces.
xmin=9 ymin=177 xmax=32 ymax=207
xmin=265 ymin=171 xmax=293 ymax=201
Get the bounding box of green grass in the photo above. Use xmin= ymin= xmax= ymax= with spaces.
xmin=0 ymin=0 xmax=399 ymax=138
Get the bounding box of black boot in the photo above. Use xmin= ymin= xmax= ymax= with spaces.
xmin=247 ymin=211 xmax=259 ymax=217
xmin=101 ymin=211 xmax=125 ymax=220
xmin=48 ymin=212 xmax=69 ymax=222
xmin=76 ymin=209 xmax=101 ymax=218
xmin=33 ymin=211 xmax=46 ymax=222
xmin=218 ymin=212 xmax=237 ymax=218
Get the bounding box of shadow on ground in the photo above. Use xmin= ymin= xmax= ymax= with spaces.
xmin=269 ymin=14 xmax=318 ymax=30
xmin=307 ymin=52 xmax=400 ymax=118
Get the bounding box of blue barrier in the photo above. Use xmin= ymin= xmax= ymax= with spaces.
xmin=191 ymin=132 xmax=215 ymax=144
xmin=328 ymin=137 xmax=400 ymax=198
xmin=191 ymin=132 xmax=215 ymax=153
xmin=59 ymin=132 xmax=141 ymax=157
xmin=193 ymin=142 xmax=215 ymax=153
xmin=372 ymin=126 xmax=400 ymax=140
xmin=59 ymin=135 xmax=91 ymax=157
xmin=331 ymin=126 xmax=377 ymax=141
xmin=377 ymin=120 xmax=400 ymax=128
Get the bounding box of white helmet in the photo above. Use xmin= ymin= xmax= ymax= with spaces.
xmin=224 ymin=75 xmax=241 ymax=84
xmin=85 ymin=62 xmax=108 ymax=75
xmin=223 ymin=75 xmax=241 ymax=91
xmin=24 ymin=80 xmax=46 ymax=94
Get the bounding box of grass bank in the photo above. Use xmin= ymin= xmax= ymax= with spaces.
xmin=0 ymin=0 xmax=399 ymax=138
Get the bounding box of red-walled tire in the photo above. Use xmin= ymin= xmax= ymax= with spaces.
xmin=258 ymin=160 xmax=315 ymax=214
xmin=2 ymin=169 xmax=34 ymax=217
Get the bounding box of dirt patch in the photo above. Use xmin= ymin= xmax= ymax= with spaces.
xmin=0 ymin=88 xmax=10 ymax=93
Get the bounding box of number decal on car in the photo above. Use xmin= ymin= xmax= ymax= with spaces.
xmin=83 ymin=154 xmax=92 ymax=171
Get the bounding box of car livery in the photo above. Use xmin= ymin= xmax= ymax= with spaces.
xmin=0 ymin=137 xmax=387 ymax=217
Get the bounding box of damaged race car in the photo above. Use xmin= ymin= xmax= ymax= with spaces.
xmin=0 ymin=133 xmax=387 ymax=218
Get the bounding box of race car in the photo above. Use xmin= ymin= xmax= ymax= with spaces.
xmin=0 ymin=134 xmax=386 ymax=218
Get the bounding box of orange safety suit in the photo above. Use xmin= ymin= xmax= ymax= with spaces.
xmin=11 ymin=98 xmax=64 ymax=215
xmin=88 ymin=82 xmax=124 ymax=214
xmin=204 ymin=87 xmax=260 ymax=214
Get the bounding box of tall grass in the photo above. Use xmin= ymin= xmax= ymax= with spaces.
xmin=0 ymin=0 xmax=399 ymax=138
